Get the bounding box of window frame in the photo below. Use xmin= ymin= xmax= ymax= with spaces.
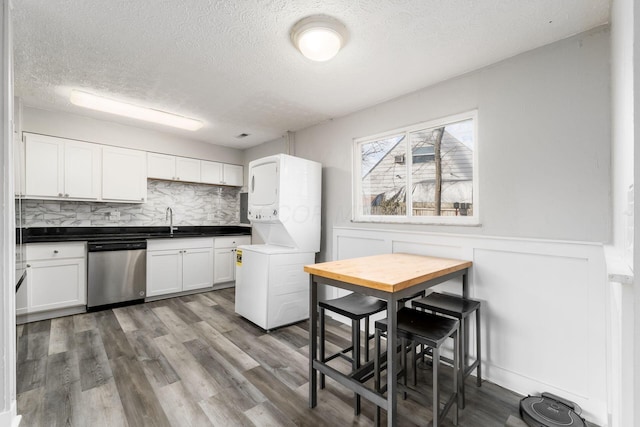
xmin=352 ymin=110 xmax=479 ymax=225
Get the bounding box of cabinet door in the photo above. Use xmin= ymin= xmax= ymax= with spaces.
xmin=147 ymin=153 xmax=176 ymax=180
xmin=102 ymin=146 xmax=147 ymax=202
xmin=147 ymin=249 xmax=182 ymax=296
xmin=222 ymin=164 xmax=243 ymax=186
xmin=200 ymin=161 xmax=223 ymax=185
xmin=24 ymin=134 xmax=64 ymax=198
xmin=213 ymin=248 xmax=235 ymax=284
xmin=175 ymin=157 xmax=201 ymax=182
xmin=64 ymin=140 xmax=100 ymax=199
xmin=182 ymin=247 xmax=213 ymax=291
xmin=26 ymin=258 xmax=86 ymax=313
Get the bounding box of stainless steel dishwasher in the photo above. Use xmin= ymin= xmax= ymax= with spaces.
xmin=87 ymin=240 xmax=147 ymax=309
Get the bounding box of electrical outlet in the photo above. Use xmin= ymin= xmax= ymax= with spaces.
xmin=107 ymin=211 xmax=120 ymax=221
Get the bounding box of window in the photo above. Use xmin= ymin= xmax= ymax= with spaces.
xmin=412 ymin=146 xmax=435 ymax=163
xmin=353 ymin=111 xmax=478 ymax=224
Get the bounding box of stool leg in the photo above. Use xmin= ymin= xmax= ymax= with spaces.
xmin=319 ymin=308 xmax=325 ymax=389
xmin=374 ymin=328 xmax=381 ymax=426
xmin=401 ymin=338 xmax=407 ymax=400
xmin=453 ymin=329 xmax=459 ymax=426
xmin=432 ymin=346 xmax=440 ymax=427
xmin=459 ymin=314 xmax=466 ymax=410
xmin=364 ymin=316 xmax=370 ymax=362
xmin=412 ymin=341 xmax=417 ymax=386
xmin=352 ymin=319 xmax=361 ymax=415
xmin=476 ymin=307 xmax=482 ymax=387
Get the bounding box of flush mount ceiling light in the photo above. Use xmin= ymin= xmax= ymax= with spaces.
xmin=290 ymin=15 xmax=348 ymax=62
xmin=69 ymin=90 xmax=203 ymax=131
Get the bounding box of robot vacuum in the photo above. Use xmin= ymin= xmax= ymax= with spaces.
xmin=519 ymin=393 xmax=587 ymax=427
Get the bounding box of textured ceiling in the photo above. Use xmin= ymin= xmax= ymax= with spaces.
xmin=13 ymin=0 xmax=610 ymax=149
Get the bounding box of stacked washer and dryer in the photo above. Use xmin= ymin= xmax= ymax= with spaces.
xmin=234 ymin=154 xmax=321 ymax=331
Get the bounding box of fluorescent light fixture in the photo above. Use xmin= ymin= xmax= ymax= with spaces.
xmin=69 ymin=90 xmax=203 ymax=131
xmin=291 ymin=15 xmax=347 ymax=62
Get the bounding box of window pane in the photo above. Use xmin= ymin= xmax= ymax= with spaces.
xmin=359 ymin=135 xmax=407 ymax=216
xmin=409 ymin=119 xmax=474 ymax=217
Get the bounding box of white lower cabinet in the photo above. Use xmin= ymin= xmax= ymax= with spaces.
xmin=147 ymin=249 xmax=182 ymax=296
xmin=147 ymin=238 xmax=214 ymax=297
xmin=19 ymin=242 xmax=87 ymax=316
xmin=183 ymin=247 xmax=215 ymax=291
xmin=213 ymin=236 xmax=251 ymax=284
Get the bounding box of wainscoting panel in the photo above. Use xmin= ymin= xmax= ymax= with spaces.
xmin=330 ymin=227 xmax=608 ymax=425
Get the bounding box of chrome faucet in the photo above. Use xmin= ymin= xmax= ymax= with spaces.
xmin=166 ymin=207 xmax=176 ymax=236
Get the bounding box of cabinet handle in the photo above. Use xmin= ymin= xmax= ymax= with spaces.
xmin=26 ymin=264 xmax=30 ymax=268
xmin=58 ymin=193 xmax=63 ymax=197
xmin=140 ymin=197 xmax=144 ymax=201
xmin=53 ymin=250 xmax=59 ymax=254
xmin=64 ymin=194 xmax=69 ymax=197
xmin=177 ymin=177 xmax=180 ymax=180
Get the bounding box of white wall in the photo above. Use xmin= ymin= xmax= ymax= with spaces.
xmin=292 ymin=27 xmax=611 ymax=263
xmin=243 ymin=135 xmax=288 ymax=165
xmin=333 ymin=227 xmax=608 ymax=424
xmin=21 ymin=106 xmax=244 ymax=164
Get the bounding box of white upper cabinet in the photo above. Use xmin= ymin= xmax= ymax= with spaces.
xmin=64 ymin=140 xmax=101 ymax=199
xmin=175 ymin=157 xmax=201 ymax=182
xmin=147 ymin=153 xmax=176 ymax=180
xmin=200 ymin=160 xmax=223 ymax=184
xmin=148 ymin=153 xmax=201 ymax=183
xmin=150 ymin=153 xmax=242 ymax=187
xmin=21 ymin=133 xmax=243 ymax=203
xmin=102 ymin=146 xmax=147 ymax=202
xmin=24 ymin=133 xmax=100 ymax=200
xmin=223 ymin=164 xmax=243 ymax=186
xmin=201 ymin=161 xmax=243 ymax=186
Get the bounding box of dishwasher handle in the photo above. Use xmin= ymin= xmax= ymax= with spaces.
xmin=88 ymin=241 xmax=147 ymax=252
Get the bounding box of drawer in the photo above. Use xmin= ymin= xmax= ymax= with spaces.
xmin=148 ymin=237 xmax=214 ymax=251
xmin=26 ymin=242 xmax=87 ymax=261
xmin=214 ymin=235 xmax=251 ymax=249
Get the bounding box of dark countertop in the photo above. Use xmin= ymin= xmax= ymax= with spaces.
xmin=19 ymin=225 xmax=251 ymax=244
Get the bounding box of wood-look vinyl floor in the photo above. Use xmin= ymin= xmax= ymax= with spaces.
xmin=17 ymin=288 xmax=525 ymax=427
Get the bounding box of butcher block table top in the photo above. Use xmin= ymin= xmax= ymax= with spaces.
xmin=304 ymin=253 xmax=472 ymax=293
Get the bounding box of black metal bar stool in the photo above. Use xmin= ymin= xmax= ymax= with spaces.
xmin=319 ymin=292 xmax=387 ymax=414
xmin=412 ymin=292 xmax=482 ymax=409
xmin=398 ymin=290 xmax=426 ymax=307
xmin=374 ymin=307 xmax=459 ymax=427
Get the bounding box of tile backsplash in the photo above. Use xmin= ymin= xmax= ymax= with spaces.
xmin=18 ymin=179 xmax=241 ymax=227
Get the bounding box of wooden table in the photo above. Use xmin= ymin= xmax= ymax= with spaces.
xmin=304 ymin=253 xmax=472 ymax=426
